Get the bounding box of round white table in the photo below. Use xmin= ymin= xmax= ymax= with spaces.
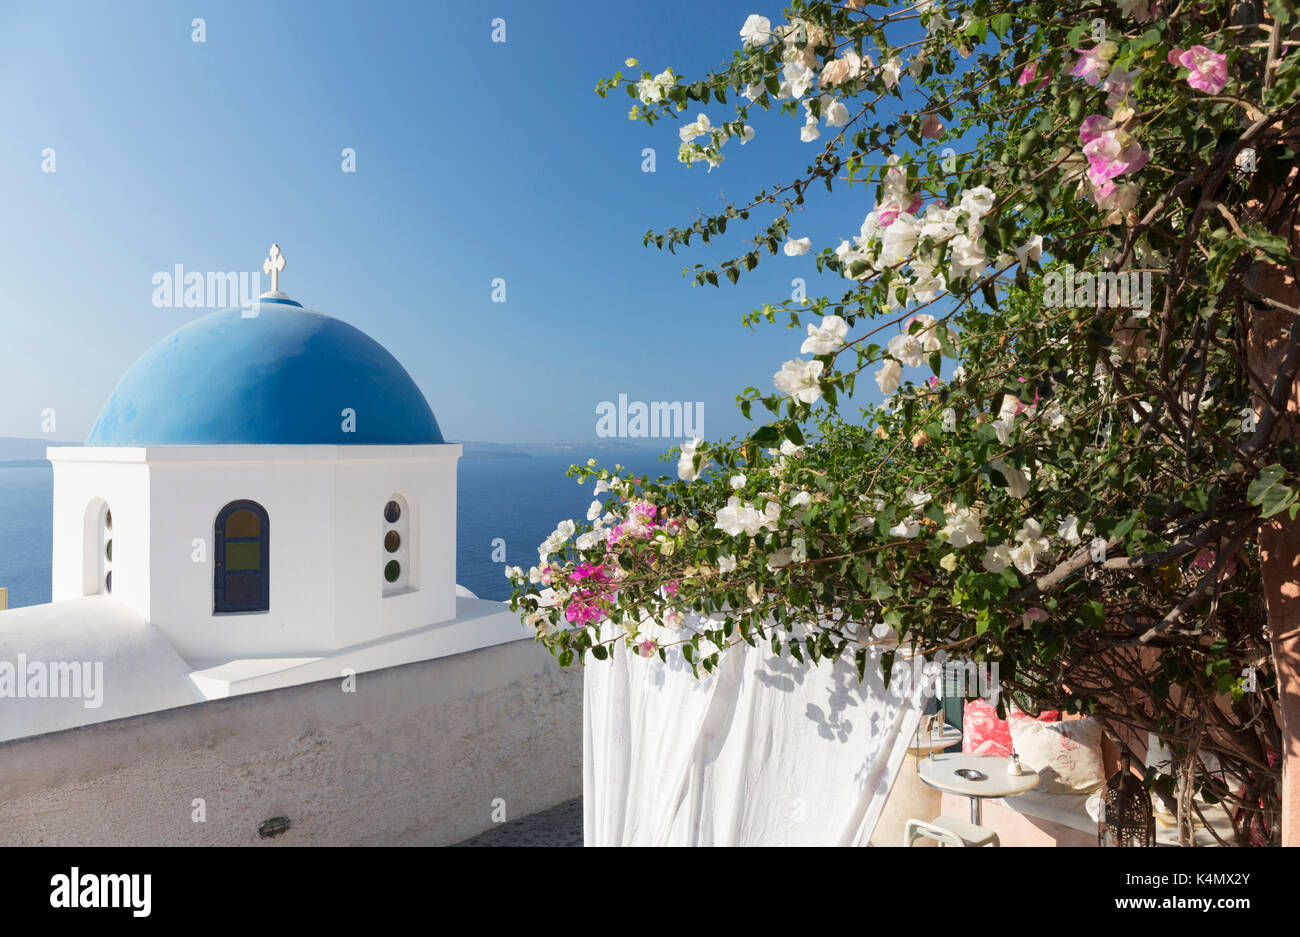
xmin=872 ymin=725 xmax=964 ymax=846
xmin=918 ymin=753 xmax=1040 ymax=824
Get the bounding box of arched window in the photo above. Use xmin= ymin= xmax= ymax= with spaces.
xmin=214 ymin=500 xmax=269 ymax=613
xmin=382 ymin=494 xmax=413 ymax=596
xmin=84 ymin=499 xmax=113 ymax=596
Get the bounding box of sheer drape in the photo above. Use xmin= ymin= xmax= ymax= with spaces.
xmin=584 ymin=623 xmax=925 ymax=846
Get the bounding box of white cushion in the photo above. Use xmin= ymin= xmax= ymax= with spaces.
xmin=1009 ymin=716 xmax=1106 ymax=794
xmin=1000 ymin=789 xmax=1098 ymax=834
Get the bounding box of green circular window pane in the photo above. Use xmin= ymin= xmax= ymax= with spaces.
xmin=105 ymin=539 xmax=113 ymax=562
xmin=384 ymin=560 xmax=401 ymax=583
xmin=384 ymin=530 xmax=401 ymax=553
xmin=384 ymin=500 xmax=402 ymax=524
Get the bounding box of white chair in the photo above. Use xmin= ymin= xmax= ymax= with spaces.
xmin=904 ymin=816 xmax=1000 ymax=847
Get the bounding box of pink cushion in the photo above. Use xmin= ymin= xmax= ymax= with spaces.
xmin=962 ymin=699 xmax=1012 ymax=756
xmin=962 ymin=700 xmax=1059 ymax=757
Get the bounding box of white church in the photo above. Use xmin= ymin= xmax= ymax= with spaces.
xmin=0 ymin=247 xmax=555 ymax=766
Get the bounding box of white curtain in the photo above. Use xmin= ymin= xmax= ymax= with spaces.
xmin=584 ymin=622 xmax=926 ymax=846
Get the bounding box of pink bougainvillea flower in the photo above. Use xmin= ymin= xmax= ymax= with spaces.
xmin=1022 ymin=607 xmax=1049 ymax=630
xmin=1078 ymin=113 xmax=1116 ymax=145
xmin=920 ymin=114 xmax=944 ymax=139
xmin=1080 ymin=114 xmax=1148 ymax=188
xmin=636 ymin=639 xmax=657 ymax=658
xmin=1174 ymin=45 xmax=1228 ymax=94
xmin=1191 ymin=546 xmax=1239 ymax=579
xmin=1070 ymin=41 xmax=1117 ymax=86
xmin=1017 ymin=61 xmax=1050 ymax=91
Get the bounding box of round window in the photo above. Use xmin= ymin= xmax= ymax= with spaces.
xmin=105 ymin=571 xmax=113 ymax=594
xmin=384 ymin=560 xmax=401 ymax=583
xmin=384 ymin=530 xmax=401 ymax=553
xmin=384 ymin=501 xmax=401 ymax=524
xmin=104 ymin=509 xmax=113 ymax=530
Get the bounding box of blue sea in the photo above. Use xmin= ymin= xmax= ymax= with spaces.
xmin=0 ymin=450 xmax=668 ymax=610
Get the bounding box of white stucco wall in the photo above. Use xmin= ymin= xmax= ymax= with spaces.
xmin=47 ymin=445 xmax=459 ymax=663
xmin=0 ymin=637 xmax=582 ymax=846
xmin=50 ymin=453 xmax=151 ymax=619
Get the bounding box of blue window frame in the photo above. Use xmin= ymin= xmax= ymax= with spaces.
xmin=214 ymin=500 xmax=269 ymax=613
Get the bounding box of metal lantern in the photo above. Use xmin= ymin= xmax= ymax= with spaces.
xmin=1099 ymin=753 xmax=1155 ymax=847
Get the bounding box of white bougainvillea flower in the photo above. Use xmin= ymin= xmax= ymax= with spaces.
xmin=800 ymin=112 xmax=821 ymax=142
xmin=715 ymin=496 xmax=760 ymax=537
xmin=990 ymin=458 xmax=1030 ymax=499
xmin=718 ymin=554 xmax=737 ymax=574
xmin=820 ymin=49 xmax=863 ymax=87
xmin=740 ymin=125 xmax=756 ymax=144
xmin=780 ymin=61 xmax=816 ymax=99
xmin=739 ymin=14 xmax=772 ymax=46
xmin=1058 ymin=514 xmax=1081 ymax=546
xmin=773 ymin=358 xmax=825 ymax=403
xmin=766 ymin=548 xmax=794 ymax=570
xmin=790 ymin=490 xmax=812 ymax=508
xmin=801 ymin=314 xmax=848 ymax=355
xmin=504 ymin=565 xmax=523 ymax=581
xmin=790 ymin=537 xmax=807 ymax=564
xmin=982 ymin=544 xmax=1013 ymax=572
xmin=941 ymin=408 xmax=957 ymax=432
xmin=730 ymin=473 xmax=747 ymax=489
xmin=587 ymin=500 xmax=602 ymax=521
xmin=880 ymin=56 xmax=902 ymax=88
xmin=889 ymin=517 xmax=921 ymax=539
xmin=939 ymin=552 xmax=959 ymax=572
xmin=1010 ymin=519 xmax=1051 ymax=575
xmin=784 ymin=236 xmax=812 ymax=256
xmin=959 ymin=185 xmax=997 ymax=218
xmin=824 ymin=99 xmax=851 ymax=127
xmin=780 ymin=438 xmax=804 ymax=458
xmin=939 ymin=505 xmax=984 ymax=548
xmin=875 ymin=358 xmax=902 ymax=395
xmin=636 ymin=68 xmax=677 ymax=105
xmin=677 ymin=437 xmax=704 ymax=481
xmin=679 ymin=113 xmax=711 ymax=144
xmin=887 ymin=332 xmax=926 ymax=368
xmin=1013 ymin=235 xmax=1043 ymax=267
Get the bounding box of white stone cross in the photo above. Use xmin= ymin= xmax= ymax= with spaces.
xmin=263 ymin=243 xmax=286 ymax=293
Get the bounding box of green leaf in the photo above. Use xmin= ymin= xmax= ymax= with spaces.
xmin=1248 ymin=464 xmax=1297 ymax=518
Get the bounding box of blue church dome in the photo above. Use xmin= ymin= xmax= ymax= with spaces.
xmin=87 ymin=303 xmax=444 ymax=446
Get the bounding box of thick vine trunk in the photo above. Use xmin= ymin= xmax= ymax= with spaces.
xmin=1246 ymin=170 xmax=1300 ymax=845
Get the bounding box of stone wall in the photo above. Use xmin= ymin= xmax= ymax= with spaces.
xmin=0 ymin=637 xmax=583 ymax=845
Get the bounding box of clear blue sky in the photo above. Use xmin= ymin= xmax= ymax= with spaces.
xmin=0 ymin=0 xmax=892 ymax=445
